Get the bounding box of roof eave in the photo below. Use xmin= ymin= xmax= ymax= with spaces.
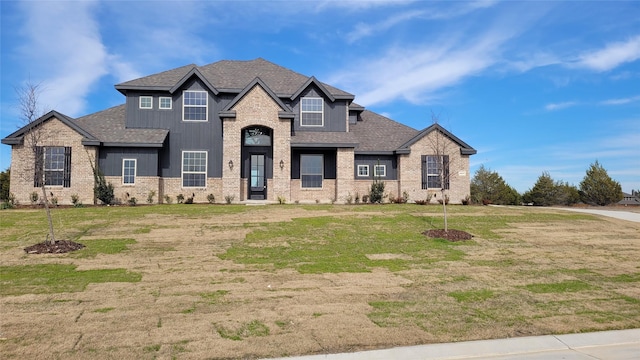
xmin=291 ymin=142 xmax=358 ymax=148
xmin=1 ymin=137 xmax=23 ymax=145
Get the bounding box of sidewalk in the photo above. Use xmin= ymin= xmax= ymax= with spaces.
xmin=267 ymin=328 xmax=640 ymax=360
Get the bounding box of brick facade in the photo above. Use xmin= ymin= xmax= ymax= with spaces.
xmin=9 ymin=117 xmax=97 ymax=205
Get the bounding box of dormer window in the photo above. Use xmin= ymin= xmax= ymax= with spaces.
xmin=183 ymin=91 xmax=208 ymax=121
xmin=139 ymin=96 xmax=152 ymax=109
xmin=301 ymin=97 xmax=323 ymax=126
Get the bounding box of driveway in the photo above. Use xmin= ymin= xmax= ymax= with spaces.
xmin=550 ymin=207 xmax=640 ymax=223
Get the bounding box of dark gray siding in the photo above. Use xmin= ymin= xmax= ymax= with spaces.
xmin=292 ymin=87 xmax=347 ymax=133
xmin=291 ymin=148 xmax=337 ymax=179
xmin=125 ymin=78 xmax=231 ymax=179
xmin=99 ymin=148 xmax=159 ymax=177
xmin=354 ymin=155 xmax=397 ymax=180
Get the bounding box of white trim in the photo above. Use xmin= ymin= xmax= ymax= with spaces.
xmin=159 ymin=96 xmax=172 ymax=110
xmin=122 ymin=158 xmax=136 ymax=185
xmin=181 ymin=150 xmax=208 ymax=188
xmin=182 ymin=90 xmax=208 ymax=122
xmin=374 ymin=164 xmax=386 ymax=177
xmin=357 ymin=164 xmax=369 ymax=177
xmin=139 ymin=96 xmax=153 ymax=109
xmin=300 ymin=97 xmax=324 ymax=127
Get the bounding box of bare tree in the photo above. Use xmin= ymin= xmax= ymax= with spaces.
xmin=426 ymin=113 xmax=454 ymax=232
xmin=17 ymin=80 xmax=56 ymax=243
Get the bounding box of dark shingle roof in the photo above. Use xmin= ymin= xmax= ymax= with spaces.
xmin=74 ymin=105 xmax=168 ymax=146
xmin=349 ymin=110 xmax=419 ymax=153
xmin=291 ymin=131 xmax=358 ymax=148
xmin=116 ymin=58 xmax=353 ymax=99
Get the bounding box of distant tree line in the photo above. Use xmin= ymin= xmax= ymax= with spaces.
xmin=471 ymin=160 xmax=624 ymax=206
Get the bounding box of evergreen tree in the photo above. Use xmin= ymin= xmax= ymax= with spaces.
xmin=0 ymin=168 xmax=9 ymax=201
xmin=470 ymin=165 xmax=520 ymax=205
xmin=522 ymin=172 xmax=558 ymax=206
xmin=579 ymin=160 xmax=623 ymax=206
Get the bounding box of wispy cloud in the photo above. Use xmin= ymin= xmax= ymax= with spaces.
xmin=599 ymin=95 xmax=640 ymax=106
xmin=576 ymin=35 xmax=640 ymax=72
xmin=544 ymin=101 xmax=579 ymax=111
xmin=346 ymin=10 xmax=425 ymax=43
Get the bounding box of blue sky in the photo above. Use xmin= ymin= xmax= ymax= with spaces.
xmin=1 ymin=0 xmax=639 ymax=193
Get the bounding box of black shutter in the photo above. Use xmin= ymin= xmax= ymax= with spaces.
xmin=421 ymin=155 xmax=427 ymax=189
xmin=63 ymin=147 xmax=72 ymax=188
xmin=34 ymin=146 xmax=43 ymax=187
xmin=443 ymin=155 xmax=450 ymax=190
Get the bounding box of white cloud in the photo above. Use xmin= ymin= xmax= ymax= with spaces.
xmin=544 ymin=102 xmax=578 ymax=111
xmin=576 ymin=35 xmax=640 ymax=72
xmin=346 ymin=10 xmax=425 ymax=43
xmin=15 ymin=1 xmax=136 ymax=117
xmin=599 ymin=95 xmax=640 ymax=106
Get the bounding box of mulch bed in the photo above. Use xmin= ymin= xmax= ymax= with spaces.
xmin=423 ymin=229 xmax=473 ymax=242
xmin=24 ymin=240 xmax=85 ymax=254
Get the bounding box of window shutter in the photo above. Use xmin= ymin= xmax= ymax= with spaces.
xmin=63 ymin=147 xmax=72 ymax=188
xmin=421 ymin=155 xmax=427 ymax=189
xmin=443 ymin=155 xmax=450 ymax=190
xmin=34 ymin=146 xmax=43 ymax=187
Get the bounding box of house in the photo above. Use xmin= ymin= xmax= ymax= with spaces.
xmin=2 ymin=58 xmax=476 ymax=205
xmin=618 ymin=191 xmax=640 ymax=206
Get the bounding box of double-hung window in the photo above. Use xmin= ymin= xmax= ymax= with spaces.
xmin=139 ymin=96 xmax=152 ymax=109
xmin=300 ymin=154 xmax=323 ymax=188
xmin=159 ymin=97 xmax=172 ymax=109
xmin=183 ymin=91 xmax=207 ymax=121
xmin=357 ymin=165 xmax=369 ymax=177
xmin=123 ymin=159 xmax=136 ymax=185
xmin=422 ymin=155 xmax=449 ymax=189
xmin=300 ymin=97 xmax=323 ymax=126
xmin=182 ymin=151 xmax=207 ymax=187
xmin=374 ymin=164 xmax=386 ymax=178
xmin=34 ymin=146 xmax=71 ymax=187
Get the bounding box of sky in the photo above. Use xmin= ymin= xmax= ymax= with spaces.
xmin=1 ymin=0 xmax=639 ymax=194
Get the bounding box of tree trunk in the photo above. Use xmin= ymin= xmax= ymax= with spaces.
xmin=40 ymin=185 xmax=56 ymax=243
xmin=442 ymin=189 xmax=448 ymax=232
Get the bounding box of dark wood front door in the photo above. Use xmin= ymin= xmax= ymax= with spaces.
xmin=249 ymin=154 xmax=266 ymax=200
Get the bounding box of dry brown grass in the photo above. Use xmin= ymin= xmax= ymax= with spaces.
xmin=0 ymin=205 xmax=639 ymax=359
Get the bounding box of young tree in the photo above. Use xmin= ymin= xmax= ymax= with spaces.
xmin=426 ymin=114 xmax=454 ymax=232
xmin=17 ymin=80 xmax=56 ymax=243
xmin=471 ymin=165 xmax=520 ymax=205
xmin=579 ymin=160 xmax=623 ymax=206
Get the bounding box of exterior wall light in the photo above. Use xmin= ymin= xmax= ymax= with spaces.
xmin=228 ymin=160 xmax=233 ymax=170
xmin=279 ymin=159 xmax=284 ymax=170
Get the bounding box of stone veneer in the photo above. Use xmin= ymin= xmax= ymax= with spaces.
xmin=9 ymin=117 xmax=97 ymax=205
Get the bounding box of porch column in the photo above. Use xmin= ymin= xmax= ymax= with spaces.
xmin=335 ymin=148 xmax=355 ymax=204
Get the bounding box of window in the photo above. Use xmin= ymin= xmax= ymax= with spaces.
xmin=34 ymin=146 xmax=71 ymax=187
xmin=300 ymin=97 xmax=323 ymax=126
xmin=139 ymin=96 xmax=152 ymax=109
xmin=357 ymin=165 xmax=369 ymax=177
xmin=422 ymin=155 xmax=449 ymax=189
xmin=183 ymin=91 xmax=207 ymax=121
xmin=159 ymin=97 xmax=172 ymax=109
xmin=182 ymin=151 xmax=207 ymax=187
xmin=122 ymin=159 xmax=136 ymax=185
xmin=301 ymin=154 xmax=323 ymax=188
xmin=374 ymin=165 xmax=386 ymax=178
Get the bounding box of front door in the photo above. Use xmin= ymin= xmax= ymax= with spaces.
xmin=249 ymin=154 xmax=266 ymax=200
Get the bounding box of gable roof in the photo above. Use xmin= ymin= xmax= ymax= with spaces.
xmin=349 ymin=110 xmax=419 ymax=154
xmin=221 ymin=77 xmax=295 ymax=119
xmin=1 ymin=110 xmax=100 ymax=146
xmin=397 ymin=123 xmax=477 ymax=155
xmin=115 ymin=58 xmax=354 ymax=100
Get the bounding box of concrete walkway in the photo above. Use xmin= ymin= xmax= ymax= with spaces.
xmin=549 ymin=207 xmax=640 ymax=223
xmin=267 ymin=328 xmax=640 ymax=360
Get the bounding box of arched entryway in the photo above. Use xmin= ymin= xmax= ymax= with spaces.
xmin=241 ymin=126 xmax=273 ymax=200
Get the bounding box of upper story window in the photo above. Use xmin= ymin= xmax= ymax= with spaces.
xmin=357 ymin=165 xmax=369 ymax=177
xmin=183 ymin=91 xmax=208 ymax=121
xmin=159 ymin=97 xmax=172 ymax=110
xmin=374 ymin=164 xmax=386 ymax=178
xmin=301 ymin=97 xmax=323 ymax=126
xmin=122 ymin=159 xmax=136 ymax=185
xmin=34 ymin=146 xmax=71 ymax=187
xmin=139 ymin=96 xmax=152 ymax=109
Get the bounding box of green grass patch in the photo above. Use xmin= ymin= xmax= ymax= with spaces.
xmin=69 ymin=238 xmax=136 ymax=258
xmin=0 ymin=264 xmax=142 ymax=296
xmin=609 ymin=273 xmax=640 ymax=283
xmin=524 ymin=280 xmax=596 ymax=293
xmin=214 ymin=320 xmax=270 ymax=341
xmin=448 ymin=289 xmax=494 ymax=302
xmin=200 ymin=290 xmax=229 ymax=304
xmin=94 ymin=307 xmax=115 ymax=313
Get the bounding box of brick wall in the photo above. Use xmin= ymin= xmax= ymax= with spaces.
xmin=9 ymin=117 xmax=97 ymax=205
xmin=290 ymin=179 xmax=337 ymax=204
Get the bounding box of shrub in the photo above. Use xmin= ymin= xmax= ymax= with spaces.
xmin=369 ymin=180 xmax=385 ymax=203
xmin=128 ymin=197 xmax=137 ymax=206
xmin=146 ymin=190 xmax=156 ymax=204
xmin=185 ymin=194 xmax=194 ymax=204
xmin=207 ymin=193 xmax=216 ymax=204
xmin=277 ymin=196 xmax=286 ymax=204
xmin=92 ymin=163 xmax=114 ymax=205
xmin=71 ymin=194 xmax=82 ymax=207
xmin=354 ymin=192 xmax=360 ymax=204
xmin=30 ymin=191 xmax=39 ymax=205
xmin=362 ymin=194 xmax=369 ymax=203
xmin=225 ymin=195 xmax=235 ymax=204
xmin=163 ymin=195 xmax=173 ymax=204
xmin=346 ymin=192 xmax=353 ymax=204
xmin=461 ymin=195 xmax=470 ymax=205
xmin=437 ymin=195 xmax=450 ymax=205
xmin=176 ymin=194 xmax=185 ymax=204
xmin=50 ymin=196 xmax=58 ymax=207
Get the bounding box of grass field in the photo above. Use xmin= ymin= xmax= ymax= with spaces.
xmin=1 ymin=204 xmax=639 ymax=359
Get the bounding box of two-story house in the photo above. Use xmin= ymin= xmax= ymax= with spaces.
xmin=2 ymin=58 xmax=476 ymax=205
